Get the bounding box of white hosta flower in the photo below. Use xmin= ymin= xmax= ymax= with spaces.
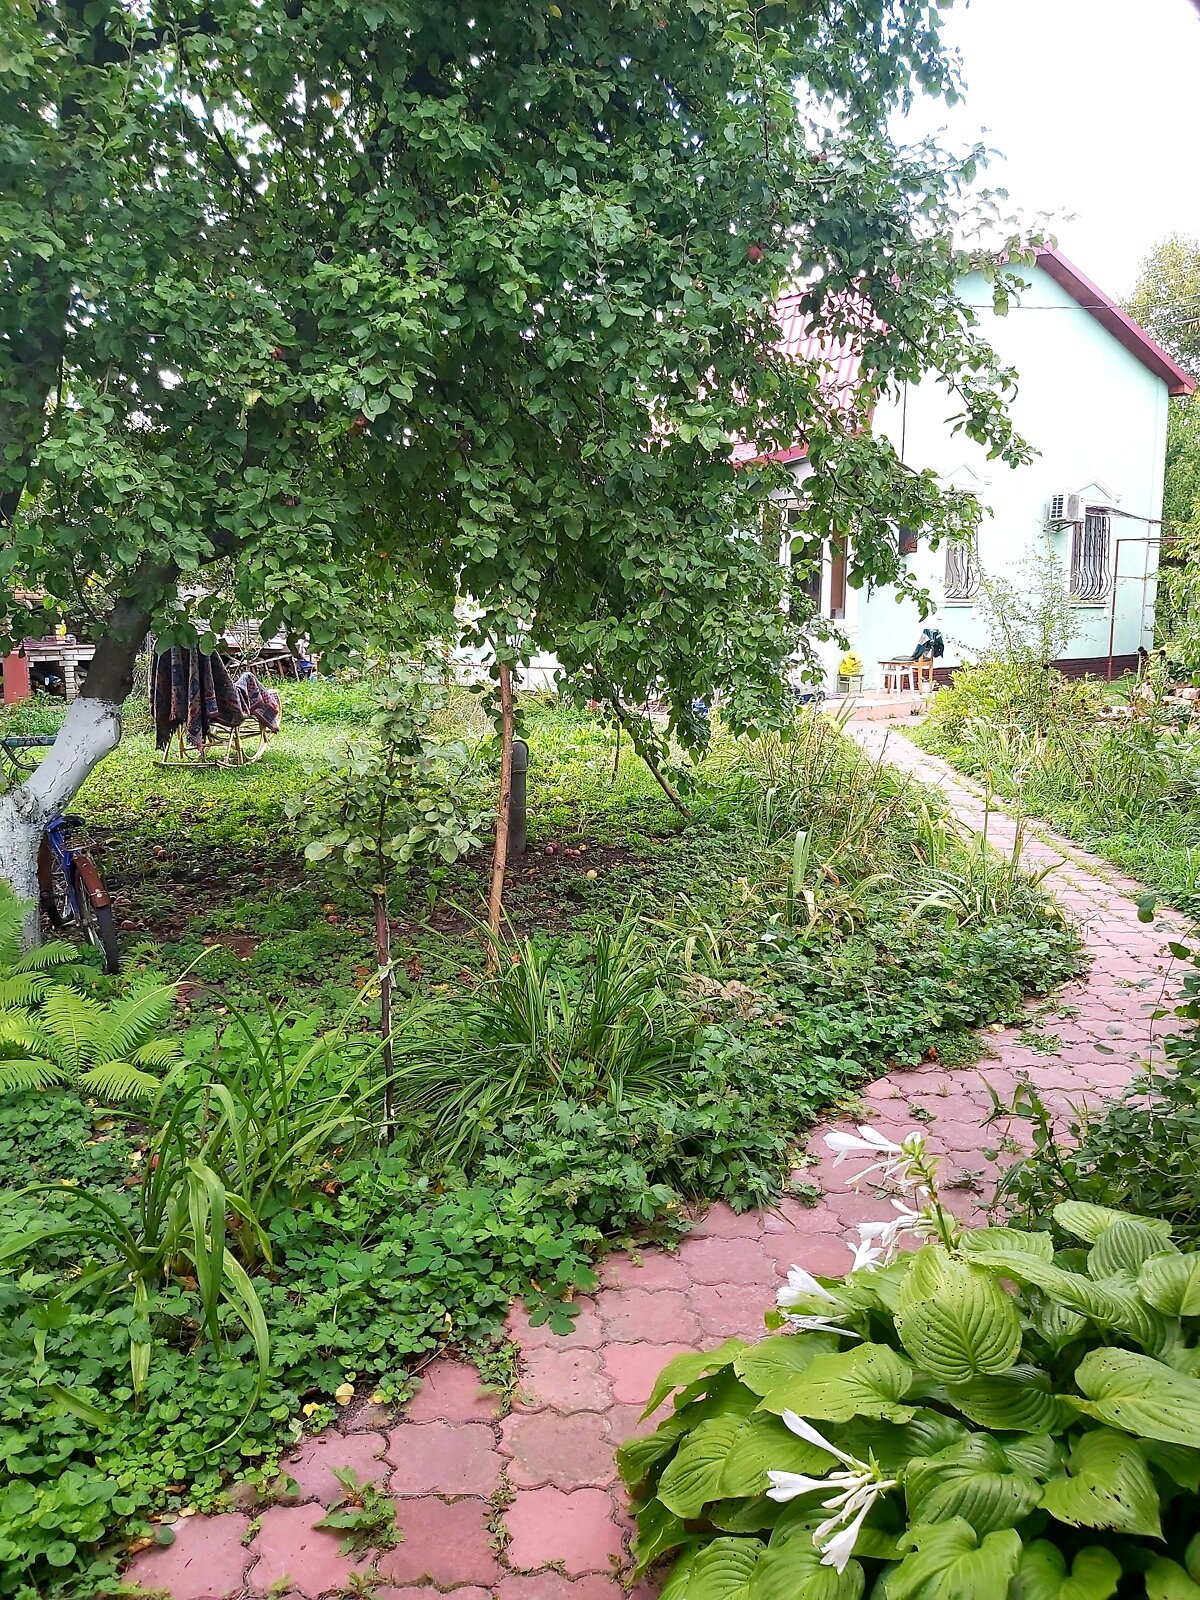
xmin=846 ymin=1199 xmax=937 ymax=1272
xmin=783 ymin=1313 xmax=861 ymax=1338
xmin=825 ymin=1125 xmax=929 ymax=1194
xmin=847 ymin=1234 xmax=886 ymax=1272
xmin=766 ymin=1411 xmax=896 ymax=1573
xmin=776 ymin=1265 xmax=837 ymax=1308
xmin=816 ymin=1491 xmax=883 ymax=1574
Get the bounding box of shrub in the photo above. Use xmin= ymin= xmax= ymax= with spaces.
xmin=624 ymin=1124 xmax=1200 ymax=1596
xmin=922 ymin=660 xmax=1103 ymax=753
xmin=391 ymin=918 xmax=702 ymax=1159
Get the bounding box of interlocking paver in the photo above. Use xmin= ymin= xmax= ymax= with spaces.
xmin=600 ymin=1286 xmax=701 ymax=1344
xmin=404 ymin=1357 xmax=503 ymax=1422
xmin=516 ymin=1346 xmax=613 ymax=1413
xmin=376 ymin=1496 xmax=501 ymax=1587
xmin=123 ymin=724 xmax=1183 ymax=1599
xmin=284 ymin=1428 xmax=388 ymax=1504
xmin=386 ymin=1420 xmax=501 ymax=1497
xmin=245 ymin=1503 xmax=373 ymax=1596
xmin=504 ymin=1486 xmax=625 ymax=1575
xmin=499 ymin=1409 xmax=619 ymax=1489
xmin=123 ymin=1513 xmax=252 ymax=1598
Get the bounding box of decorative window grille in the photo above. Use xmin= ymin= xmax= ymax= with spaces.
xmin=1070 ymin=508 xmax=1112 ymax=602
xmin=943 ymin=541 xmax=979 ymax=601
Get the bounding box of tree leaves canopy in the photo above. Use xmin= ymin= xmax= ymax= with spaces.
xmin=2 ymin=0 xmax=1031 ymax=737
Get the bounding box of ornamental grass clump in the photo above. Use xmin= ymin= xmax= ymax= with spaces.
xmin=623 ymin=1123 xmax=1200 ymax=1598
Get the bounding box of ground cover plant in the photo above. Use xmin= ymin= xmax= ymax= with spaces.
xmin=0 ymin=680 xmax=1081 ymax=1596
xmin=625 ymin=1126 xmax=1200 ymax=1598
xmin=994 ymin=925 xmax=1200 ymax=1246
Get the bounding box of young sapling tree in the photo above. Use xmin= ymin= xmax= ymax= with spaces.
xmin=289 ymin=680 xmax=489 ymax=1127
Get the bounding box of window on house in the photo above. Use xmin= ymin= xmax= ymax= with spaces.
xmin=943 ymin=540 xmax=979 ymax=602
xmin=787 ymin=507 xmax=823 ymax=611
xmin=1070 ymin=507 xmax=1112 ymax=602
xmin=898 ymin=526 xmax=918 ymax=557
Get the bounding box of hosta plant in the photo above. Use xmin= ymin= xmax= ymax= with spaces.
xmin=622 ymin=1124 xmax=1200 ymax=1599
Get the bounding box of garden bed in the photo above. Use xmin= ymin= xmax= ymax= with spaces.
xmin=0 ymin=681 xmax=1080 ymax=1596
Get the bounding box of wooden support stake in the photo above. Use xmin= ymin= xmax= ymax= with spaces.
xmin=374 ymin=887 xmax=395 ymax=1133
xmin=486 ymin=661 xmax=515 ymax=967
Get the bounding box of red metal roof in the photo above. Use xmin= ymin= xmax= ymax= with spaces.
xmin=731 ymin=292 xmax=865 ymax=465
xmin=1036 ymin=247 xmax=1196 ymax=396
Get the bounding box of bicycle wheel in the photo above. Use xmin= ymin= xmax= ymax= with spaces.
xmin=72 ymin=855 xmax=120 ymax=974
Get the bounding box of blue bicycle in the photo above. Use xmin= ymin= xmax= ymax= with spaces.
xmin=0 ymin=736 xmax=120 ymax=973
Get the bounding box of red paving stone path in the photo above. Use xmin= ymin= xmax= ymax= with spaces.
xmin=122 ymin=730 xmax=1191 ymax=1600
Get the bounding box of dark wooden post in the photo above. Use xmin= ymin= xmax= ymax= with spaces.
xmin=509 ymin=737 xmax=528 ymax=857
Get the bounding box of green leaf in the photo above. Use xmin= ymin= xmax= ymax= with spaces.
xmin=894 ymin=1246 xmax=1022 ymax=1384
xmin=617 ymin=1416 xmax=687 ymax=1491
xmin=970 ymin=1251 xmax=1166 ymax=1349
xmin=1069 ymin=1348 xmax=1200 ymax=1447
xmin=42 ymin=1382 xmax=115 ymax=1430
xmin=1087 ymin=1218 xmax=1178 ymax=1279
xmin=756 ymin=1343 xmax=915 ymax=1424
xmin=719 ymin=1412 xmax=831 ymax=1498
xmin=1053 ymin=1200 xmax=1174 ymax=1245
xmin=905 ymin=1434 xmax=1041 ymax=1534
xmin=657 ymin=1416 xmax=748 ymax=1518
xmin=748 ymin=1530 xmax=864 ymax=1599
xmin=888 ymin=1518 xmax=1023 ymax=1600
xmin=1146 ymin=1558 xmax=1200 ymax=1600
xmin=660 ymin=1536 xmax=764 ymax=1600
xmin=947 ymin=1368 xmax=1071 ymax=1434
xmin=709 ymin=1497 xmax=784 ymax=1534
xmin=961 ymin=1228 xmax=1054 ymax=1262
xmin=735 ymin=1333 xmax=837 ymax=1398
xmin=1040 ymin=1427 xmax=1161 ymax=1537
xmin=631 ymin=1497 xmax=692 ymax=1575
xmin=1139 ymin=1251 xmax=1200 ymax=1316
xmin=1010 ymin=1542 xmax=1121 ymax=1600
xmin=642 ymin=1339 xmax=749 ymax=1418
xmin=1002 ymin=1435 xmax=1064 ymax=1481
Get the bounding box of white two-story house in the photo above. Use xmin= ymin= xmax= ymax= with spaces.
xmin=776 ymin=249 xmax=1195 ymax=691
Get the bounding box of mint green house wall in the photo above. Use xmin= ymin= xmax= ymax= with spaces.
xmin=793 ymin=263 xmax=1171 ymax=692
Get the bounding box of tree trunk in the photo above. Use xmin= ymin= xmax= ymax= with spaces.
xmin=373 ymin=888 xmax=394 ymax=1134
xmin=605 ymin=692 xmax=689 ymax=817
xmin=0 ymin=576 xmax=161 ymax=941
xmin=486 ymin=661 xmax=515 ymax=968
xmin=0 ymin=800 xmax=45 ymax=947
xmin=0 ymin=695 xmax=125 ymax=944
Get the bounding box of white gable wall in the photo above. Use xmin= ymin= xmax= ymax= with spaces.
xmin=810 ymin=263 xmax=1169 ymax=690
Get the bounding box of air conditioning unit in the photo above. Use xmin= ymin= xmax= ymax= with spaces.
xmin=1046 ymin=491 xmax=1082 ymax=528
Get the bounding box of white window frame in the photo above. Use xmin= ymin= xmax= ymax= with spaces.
xmin=1069 ymin=506 xmax=1113 ymax=604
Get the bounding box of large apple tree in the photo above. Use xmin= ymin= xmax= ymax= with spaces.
xmin=0 ymin=0 xmax=1030 ymax=910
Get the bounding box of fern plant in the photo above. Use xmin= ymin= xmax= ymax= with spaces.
xmin=0 ymin=963 xmax=182 ymax=1104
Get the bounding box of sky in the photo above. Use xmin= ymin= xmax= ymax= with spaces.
xmin=903 ymin=0 xmax=1200 ymax=300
